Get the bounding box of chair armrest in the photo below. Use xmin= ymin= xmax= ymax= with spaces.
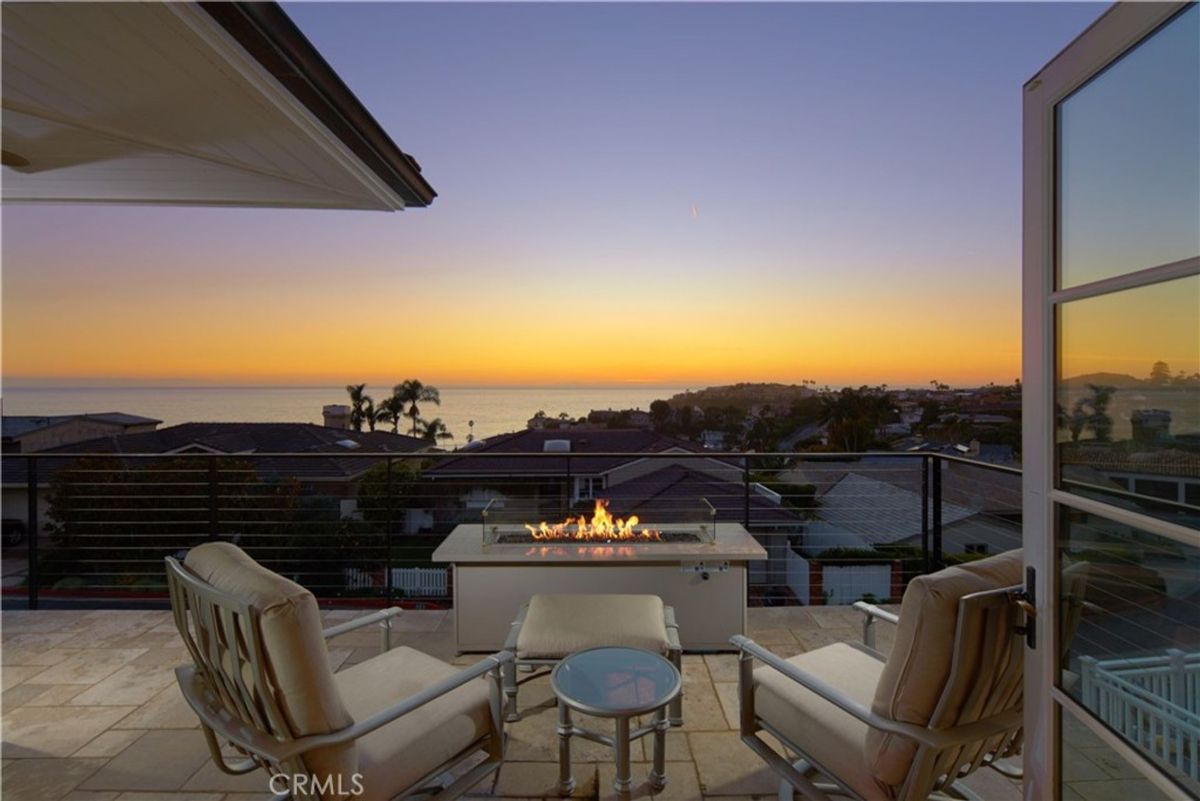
xmin=852 ymin=601 xmax=899 ymax=626
xmin=178 ymin=651 xmax=515 ymax=765
xmin=275 ymin=651 xmax=515 ymax=762
xmin=321 ymin=607 xmax=403 ymax=639
xmin=730 ymin=636 xmax=1018 ymax=752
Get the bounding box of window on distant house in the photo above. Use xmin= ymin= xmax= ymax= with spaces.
xmin=574 ymin=477 xmax=603 ymax=501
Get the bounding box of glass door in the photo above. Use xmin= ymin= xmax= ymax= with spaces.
xmin=1023 ymin=3 xmax=1199 ymax=799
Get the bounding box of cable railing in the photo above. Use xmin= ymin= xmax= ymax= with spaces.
xmin=0 ymin=449 xmax=1025 ymax=610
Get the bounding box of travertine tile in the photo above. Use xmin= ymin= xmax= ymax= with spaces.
xmin=490 ymin=761 xmax=597 ymax=798
xmin=181 ymin=759 xmax=271 ymax=793
xmin=703 ymin=654 xmax=739 ymax=684
xmin=23 ymin=684 xmax=90 ymax=707
xmin=82 ymin=730 xmax=209 ymax=792
xmin=689 ymin=731 xmax=781 ymax=797
xmin=677 ymin=680 xmax=730 ymax=732
xmin=73 ymin=729 xmax=145 ymax=759
xmin=115 ymin=795 xmax=224 ymax=801
xmin=2 ymin=665 xmax=46 ymax=691
xmin=112 ymin=684 xmax=199 ymax=730
xmin=744 ymin=627 xmax=798 ymax=645
xmin=2 ymin=705 xmax=137 ymax=758
xmin=597 ymin=761 xmax=700 ymax=801
xmin=27 ymin=650 xmax=147 ymax=685
xmin=2 ymin=647 xmax=80 ymax=668
xmin=713 ymin=682 xmax=740 ymax=730
xmin=69 ymin=665 xmax=177 ymax=707
xmin=0 ymin=757 xmax=108 ymax=801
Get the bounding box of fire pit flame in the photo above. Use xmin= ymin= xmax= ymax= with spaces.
xmin=524 ymin=499 xmax=661 ymax=542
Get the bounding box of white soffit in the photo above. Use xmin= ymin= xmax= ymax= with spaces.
xmin=1 ymin=3 xmax=407 ymax=210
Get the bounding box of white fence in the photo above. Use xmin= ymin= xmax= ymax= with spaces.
xmin=822 ymin=564 xmax=893 ymax=606
xmin=343 ymin=567 xmax=449 ymax=598
xmin=786 ymin=549 xmax=810 ymax=604
xmin=1080 ymin=649 xmax=1199 ymax=782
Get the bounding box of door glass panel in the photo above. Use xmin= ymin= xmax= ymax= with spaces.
xmin=1057 ymin=4 xmax=1200 ymax=288
xmin=1060 ymin=708 xmax=1174 ymax=800
xmin=1058 ymin=507 xmax=1200 ymax=794
xmin=1057 ymin=275 xmax=1200 ymax=529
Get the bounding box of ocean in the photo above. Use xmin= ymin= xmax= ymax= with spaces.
xmin=0 ymin=385 xmax=686 ymax=445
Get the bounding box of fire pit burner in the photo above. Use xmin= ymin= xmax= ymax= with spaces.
xmin=493 ymin=529 xmax=704 ymax=545
xmin=481 ymin=498 xmax=716 ymax=547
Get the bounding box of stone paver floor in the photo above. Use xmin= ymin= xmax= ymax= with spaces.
xmin=1 ymin=607 xmax=1023 ymax=800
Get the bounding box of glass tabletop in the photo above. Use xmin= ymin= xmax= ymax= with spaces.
xmin=551 ymin=647 xmax=681 ymax=716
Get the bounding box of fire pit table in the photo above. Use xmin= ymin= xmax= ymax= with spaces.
xmin=433 ymin=499 xmax=768 ymax=652
xmin=551 ymin=646 xmax=681 ymax=797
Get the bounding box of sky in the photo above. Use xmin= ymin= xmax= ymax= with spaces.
xmin=1 ymin=2 xmax=1114 ymax=389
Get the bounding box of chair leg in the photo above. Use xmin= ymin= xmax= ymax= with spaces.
xmin=502 ymin=659 xmax=520 ymax=723
xmin=668 ymin=646 xmax=684 ymax=726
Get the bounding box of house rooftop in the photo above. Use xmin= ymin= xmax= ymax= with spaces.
xmin=2 ymin=422 xmax=431 ymax=484
xmin=428 ymin=428 xmax=705 ymax=477
xmin=2 ymin=413 xmax=162 ymax=439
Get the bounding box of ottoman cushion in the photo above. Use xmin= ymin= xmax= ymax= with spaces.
xmin=515 ymin=594 xmax=671 ymax=659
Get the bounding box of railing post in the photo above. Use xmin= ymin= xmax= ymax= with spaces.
xmin=743 ymin=456 xmax=751 ymax=528
xmin=565 ymin=454 xmax=572 ymax=511
xmin=921 ymin=454 xmax=930 ymax=576
xmin=931 ymin=456 xmax=943 ymax=570
xmin=385 ymin=457 xmax=394 ymax=606
xmin=26 ymin=457 xmax=39 ymax=610
xmin=208 ymin=456 xmax=219 ymax=540
xmin=1167 ymin=648 xmax=1185 ymax=708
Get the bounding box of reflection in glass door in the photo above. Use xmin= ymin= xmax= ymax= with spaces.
xmin=1025 ymin=3 xmax=1199 ymax=800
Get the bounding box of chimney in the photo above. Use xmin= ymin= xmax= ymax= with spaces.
xmin=323 ymin=404 xmax=351 ymax=430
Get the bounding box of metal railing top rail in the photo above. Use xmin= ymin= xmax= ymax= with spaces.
xmin=8 ymin=448 xmax=1024 ymax=472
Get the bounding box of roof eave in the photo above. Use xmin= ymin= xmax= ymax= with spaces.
xmin=199 ymin=1 xmax=436 ymax=208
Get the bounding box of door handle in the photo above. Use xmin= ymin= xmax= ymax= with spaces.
xmin=1011 ymin=565 xmax=1037 ymax=649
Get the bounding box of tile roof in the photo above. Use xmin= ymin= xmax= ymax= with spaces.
xmin=815 ymin=471 xmax=977 ymax=546
xmin=603 ymin=464 xmax=803 ymax=527
xmin=2 ymin=422 xmax=430 ymax=483
xmin=2 ymin=412 xmax=162 ymax=439
xmin=426 ymin=428 xmax=706 ymax=477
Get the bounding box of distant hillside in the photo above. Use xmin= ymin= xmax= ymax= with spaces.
xmin=665 ymin=383 xmax=816 ymax=410
xmin=1059 ymin=372 xmax=1144 ymax=389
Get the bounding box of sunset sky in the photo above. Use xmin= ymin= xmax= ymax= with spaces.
xmin=1 ymin=2 xmax=1109 ymax=389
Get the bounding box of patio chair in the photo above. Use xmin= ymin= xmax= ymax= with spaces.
xmin=165 ymin=542 xmax=513 ymax=801
xmin=501 ymin=593 xmax=683 ymax=725
xmin=731 ymin=549 xmax=1026 ymax=801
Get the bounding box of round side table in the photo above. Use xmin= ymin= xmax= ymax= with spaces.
xmin=550 ymin=646 xmax=682 ymax=796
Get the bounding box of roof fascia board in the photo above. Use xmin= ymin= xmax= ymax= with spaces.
xmin=168 ymin=2 xmax=405 ymax=211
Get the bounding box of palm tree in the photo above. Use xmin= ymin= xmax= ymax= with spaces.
xmin=363 ymin=397 xmax=378 ymax=432
xmin=375 ymin=394 xmax=406 ymax=434
xmin=345 ymin=384 xmax=372 ymax=432
xmin=396 ymin=379 xmax=441 ymax=437
xmin=417 ymin=417 xmax=454 ymax=445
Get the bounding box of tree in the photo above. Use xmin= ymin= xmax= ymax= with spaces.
xmin=1149 ymin=361 xmax=1171 ymax=386
xmin=1070 ymin=384 xmax=1117 ymax=442
xmin=345 ymin=384 xmax=372 ymax=432
xmin=417 ymin=417 xmax=454 ymax=444
xmin=395 ymin=380 xmax=442 ymax=437
xmin=821 ymin=386 xmax=890 ymax=451
xmin=649 ymin=400 xmax=672 ymax=431
xmin=375 ymin=394 xmax=406 ymax=434
xmin=363 ymin=397 xmax=378 ymax=432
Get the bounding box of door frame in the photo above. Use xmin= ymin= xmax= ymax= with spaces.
xmin=1021 ymin=3 xmax=1198 ymax=799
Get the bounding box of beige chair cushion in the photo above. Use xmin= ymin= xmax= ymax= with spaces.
xmin=515 ymin=594 xmax=670 ymax=659
xmin=866 ymin=549 xmax=1022 ymax=787
xmin=183 ymin=542 xmax=356 ymax=792
xmin=335 ymin=646 xmax=493 ymax=801
xmin=755 ymin=642 xmax=890 ymax=801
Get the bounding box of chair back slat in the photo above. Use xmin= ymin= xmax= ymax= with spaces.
xmin=166 ymin=556 xmax=293 ymax=743
xmin=905 ymin=585 xmax=1025 ymax=799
